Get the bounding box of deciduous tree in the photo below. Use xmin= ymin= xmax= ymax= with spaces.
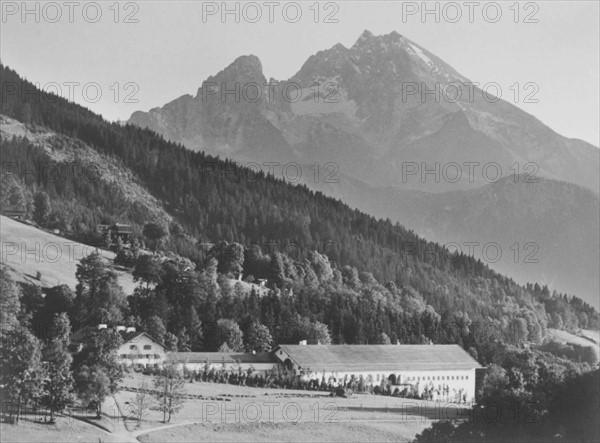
xmin=245 ymin=322 xmax=273 ymax=352
xmin=41 ymin=313 xmax=74 ymax=422
xmin=153 ymin=361 xmax=185 ymax=422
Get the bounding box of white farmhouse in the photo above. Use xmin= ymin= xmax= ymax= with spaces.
xmin=117 ymin=330 xmax=167 ymax=368
xmin=71 ymin=325 xmax=167 ymax=368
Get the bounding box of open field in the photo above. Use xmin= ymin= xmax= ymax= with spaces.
xmin=138 ymin=421 xmax=427 ymax=442
xmin=0 ymin=376 xmax=457 ymax=442
xmin=580 ymin=329 xmax=600 ymax=345
xmin=548 ymin=328 xmax=600 ymax=360
xmin=0 ymin=415 xmax=118 ymax=442
xmin=115 ymin=373 xmax=468 ymax=442
xmin=0 ymin=215 xmax=136 ymax=293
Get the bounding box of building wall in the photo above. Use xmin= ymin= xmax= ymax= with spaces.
xmin=118 ymin=335 xmax=166 ymax=367
xmin=296 ymin=368 xmax=476 ymax=402
xmin=173 ymin=361 xmax=276 ymax=374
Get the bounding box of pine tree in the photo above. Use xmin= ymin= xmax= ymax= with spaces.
xmin=33 ymin=191 xmax=51 ymax=226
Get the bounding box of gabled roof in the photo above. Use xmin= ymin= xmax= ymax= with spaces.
xmin=275 ymin=344 xmax=482 ymax=372
xmin=119 ymin=330 xmax=165 ymax=349
xmin=168 ymin=352 xmax=277 ymax=365
xmin=119 ymin=330 xmax=144 ymax=343
xmin=71 ymin=327 xmax=165 ymax=350
xmin=112 ymin=223 xmax=133 ymax=233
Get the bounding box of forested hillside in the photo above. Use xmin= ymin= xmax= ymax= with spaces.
xmin=1 ymin=64 xmax=597 ymax=354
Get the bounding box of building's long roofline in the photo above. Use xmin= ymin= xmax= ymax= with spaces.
xmin=274 ymin=344 xmax=483 ymax=372
xmin=168 ymin=351 xmax=277 ymax=365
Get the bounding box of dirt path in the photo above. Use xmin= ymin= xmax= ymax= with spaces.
xmin=131 ymin=421 xmax=203 ymax=439
xmin=104 ymin=393 xmax=203 ymax=442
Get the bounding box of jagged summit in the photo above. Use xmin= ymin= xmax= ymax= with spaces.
xmin=352 ymin=29 xmax=405 ymax=50
xmin=208 ymin=54 xmax=265 ymax=82
xmin=196 ymin=54 xmax=267 ymax=100
xmin=230 ymin=54 xmax=262 ymax=70
xmin=357 ymin=29 xmax=374 ymax=40
xmin=129 ymin=30 xmax=599 ymax=195
xmin=225 ymin=54 xmax=264 ymax=78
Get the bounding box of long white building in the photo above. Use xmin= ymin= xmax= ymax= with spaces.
xmin=273 ymin=344 xmax=482 ymax=402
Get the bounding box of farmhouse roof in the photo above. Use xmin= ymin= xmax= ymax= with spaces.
xmin=119 ymin=330 xmax=144 ymax=342
xmin=112 ymin=223 xmax=133 ymax=233
xmin=119 ymin=330 xmax=166 ymax=349
xmin=168 ymin=352 xmax=277 ymax=365
xmin=71 ymin=327 xmax=165 ymax=349
xmin=275 ymin=344 xmax=482 ymax=372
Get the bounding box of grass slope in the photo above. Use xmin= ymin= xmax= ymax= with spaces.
xmin=0 ymin=416 xmax=118 ymax=443
xmin=548 ymin=328 xmax=600 ymax=360
xmin=0 ymin=215 xmax=136 ymax=293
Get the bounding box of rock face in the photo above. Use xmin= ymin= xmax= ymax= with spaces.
xmin=129 ymin=30 xmax=600 ymax=306
xmin=129 ymin=30 xmax=599 ymax=193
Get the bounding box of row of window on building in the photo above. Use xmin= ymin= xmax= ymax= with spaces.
xmin=129 ymin=344 xmax=153 ymax=350
xmin=120 ymin=354 xmax=162 ymax=360
xmin=404 ymin=375 xmax=469 ymax=382
xmin=373 ymin=374 xmax=469 ymax=382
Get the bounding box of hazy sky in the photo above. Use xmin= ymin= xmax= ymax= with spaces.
xmin=1 ymin=1 xmax=598 ymax=145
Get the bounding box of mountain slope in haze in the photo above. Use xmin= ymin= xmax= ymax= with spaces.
xmin=129 ymin=30 xmax=599 ymax=194
xmin=352 ymin=177 xmax=600 ymax=307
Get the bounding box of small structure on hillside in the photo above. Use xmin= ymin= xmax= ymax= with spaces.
xmin=2 ymin=208 xmax=27 ymax=220
xmin=97 ymin=223 xmax=134 ymax=246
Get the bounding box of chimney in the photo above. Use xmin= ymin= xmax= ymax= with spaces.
xmin=299 ymin=340 xmax=307 ymax=346
xmin=126 ymin=326 xmax=136 ymax=333
xmin=97 ymin=324 xmax=107 ymax=330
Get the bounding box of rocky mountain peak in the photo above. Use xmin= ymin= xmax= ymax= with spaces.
xmin=353 ymin=29 xmax=375 ymax=47
xmin=130 ymin=29 xmax=599 ymax=195
xmin=351 ymin=29 xmax=406 ymax=51
xmin=194 ymin=54 xmax=267 ymax=103
xmin=206 ymin=54 xmax=265 ymax=85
